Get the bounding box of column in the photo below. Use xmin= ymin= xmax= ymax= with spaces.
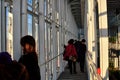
xmin=13 ymin=0 xmax=21 ymax=60
xmin=1 ymin=0 xmax=6 ymax=51
xmin=90 ymin=0 xmax=98 ymax=64
xmin=38 ymin=0 xmax=45 ymax=80
xmin=21 ymin=0 xmax=27 ymax=36
xmin=58 ymin=0 xmax=63 ymax=73
xmin=98 ymin=0 xmax=109 ymax=80
xmin=84 ymin=0 xmax=88 ymax=44
xmin=0 ymin=0 xmax=1 ymax=51
xmin=51 ymin=0 xmax=57 ymax=79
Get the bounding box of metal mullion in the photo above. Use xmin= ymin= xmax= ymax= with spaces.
xmin=1 ymin=0 xmax=6 ymax=51
xmin=0 ymin=0 xmax=1 ymax=51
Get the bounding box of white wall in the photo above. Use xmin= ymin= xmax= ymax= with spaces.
xmin=65 ymin=3 xmax=78 ymax=42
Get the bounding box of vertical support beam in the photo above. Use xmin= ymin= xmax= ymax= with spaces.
xmin=90 ymin=0 xmax=98 ymax=64
xmin=81 ymin=0 xmax=85 ymax=28
xmin=51 ymin=0 xmax=57 ymax=79
xmin=13 ymin=0 xmax=21 ymax=60
xmin=118 ymin=26 xmax=120 ymax=44
xmin=0 ymin=0 xmax=1 ymax=51
xmin=21 ymin=0 xmax=27 ymax=36
xmin=118 ymin=26 xmax=120 ymax=70
xmin=84 ymin=0 xmax=88 ymax=44
xmin=1 ymin=0 xmax=6 ymax=51
xmin=58 ymin=0 xmax=64 ymax=73
xmin=98 ymin=0 xmax=109 ymax=80
xmin=87 ymin=0 xmax=92 ymax=52
xmin=38 ymin=0 xmax=45 ymax=80
xmin=92 ymin=0 xmax=98 ymax=64
xmin=32 ymin=0 xmax=35 ymax=37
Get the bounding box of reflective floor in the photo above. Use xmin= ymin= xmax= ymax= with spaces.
xmin=58 ymin=62 xmax=88 ymax=80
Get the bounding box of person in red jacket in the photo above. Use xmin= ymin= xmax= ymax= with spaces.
xmin=64 ymin=39 xmax=77 ymax=74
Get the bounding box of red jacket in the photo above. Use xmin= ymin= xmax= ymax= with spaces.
xmin=64 ymin=44 xmax=77 ymax=59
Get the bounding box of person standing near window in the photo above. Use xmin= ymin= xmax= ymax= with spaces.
xmin=79 ymin=39 xmax=87 ymax=72
xmin=18 ymin=35 xmax=41 ymax=80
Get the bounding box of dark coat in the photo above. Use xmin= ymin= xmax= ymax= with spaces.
xmin=0 ymin=62 xmax=29 ymax=80
xmin=19 ymin=52 xmax=40 ymax=80
xmin=77 ymin=43 xmax=86 ymax=62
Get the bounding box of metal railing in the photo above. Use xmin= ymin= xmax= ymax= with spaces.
xmin=40 ymin=53 xmax=63 ymax=66
xmin=86 ymin=51 xmax=102 ymax=80
xmin=39 ymin=52 xmax=64 ymax=80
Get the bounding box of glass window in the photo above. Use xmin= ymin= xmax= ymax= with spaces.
xmin=44 ymin=0 xmax=47 ymax=16
xmin=27 ymin=0 xmax=39 ymax=56
xmin=27 ymin=0 xmax=32 ymax=11
xmin=27 ymin=14 xmax=32 ymax=35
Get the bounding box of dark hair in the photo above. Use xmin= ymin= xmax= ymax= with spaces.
xmin=20 ymin=35 xmax=36 ymax=47
xmin=81 ymin=39 xmax=86 ymax=42
xmin=0 ymin=52 xmax=12 ymax=64
xmin=68 ymin=39 xmax=74 ymax=44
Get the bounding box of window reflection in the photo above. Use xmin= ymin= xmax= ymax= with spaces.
xmin=27 ymin=0 xmax=32 ymax=11
xmin=27 ymin=14 xmax=32 ymax=35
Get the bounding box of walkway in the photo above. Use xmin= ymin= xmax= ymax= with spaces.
xmin=58 ymin=63 xmax=88 ymax=80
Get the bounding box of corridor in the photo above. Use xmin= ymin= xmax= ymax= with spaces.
xmin=58 ymin=63 xmax=88 ymax=80
xmin=0 ymin=0 xmax=115 ymax=80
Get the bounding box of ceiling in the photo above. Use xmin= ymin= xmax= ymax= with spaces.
xmin=69 ymin=0 xmax=120 ymax=28
xmin=69 ymin=0 xmax=82 ymax=28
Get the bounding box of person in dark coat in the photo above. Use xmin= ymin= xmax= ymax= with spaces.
xmin=78 ymin=39 xmax=87 ymax=72
xmin=18 ymin=35 xmax=41 ymax=80
xmin=0 ymin=52 xmax=29 ymax=80
xmin=74 ymin=40 xmax=81 ymax=62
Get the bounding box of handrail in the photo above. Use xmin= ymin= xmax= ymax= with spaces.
xmin=40 ymin=53 xmax=63 ymax=66
xmin=86 ymin=51 xmax=102 ymax=80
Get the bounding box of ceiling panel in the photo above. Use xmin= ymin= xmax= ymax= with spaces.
xmin=69 ymin=0 xmax=81 ymax=28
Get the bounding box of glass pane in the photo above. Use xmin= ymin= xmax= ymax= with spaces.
xmin=28 ymin=0 xmax=32 ymax=5
xmin=27 ymin=14 xmax=32 ymax=35
xmin=34 ymin=0 xmax=39 ymax=14
xmin=27 ymin=0 xmax=32 ymax=11
xmin=44 ymin=0 xmax=47 ymax=16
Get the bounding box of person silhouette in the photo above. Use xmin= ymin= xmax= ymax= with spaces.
xmin=18 ymin=35 xmax=41 ymax=80
xmin=0 ymin=52 xmax=29 ymax=80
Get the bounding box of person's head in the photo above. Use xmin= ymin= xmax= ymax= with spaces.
xmin=0 ymin=52 xmax=12 ymax=64
xmin=81 ymin=39 xmax=86 ymax=44
xmin=20 ymin=35 xmax=36 ymax=54
xmin=68 ymin=39 xmax=74 ymax=44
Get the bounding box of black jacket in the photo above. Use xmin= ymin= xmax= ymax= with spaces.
xmin=19 ymin=52 xmax=40 ymax=80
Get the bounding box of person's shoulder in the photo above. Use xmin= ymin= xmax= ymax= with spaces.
xmin=0 ymin=62 xmax=29 ymax=80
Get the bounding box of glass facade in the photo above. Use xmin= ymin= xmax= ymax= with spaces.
xmin=27 ymin=14 xmax=32 ymax=35
xmin=0 ymin=0 xmax=80 ymax=80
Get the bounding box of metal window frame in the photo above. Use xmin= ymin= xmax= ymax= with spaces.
xmin=0 ymin=0 xmax=1 ymax=51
